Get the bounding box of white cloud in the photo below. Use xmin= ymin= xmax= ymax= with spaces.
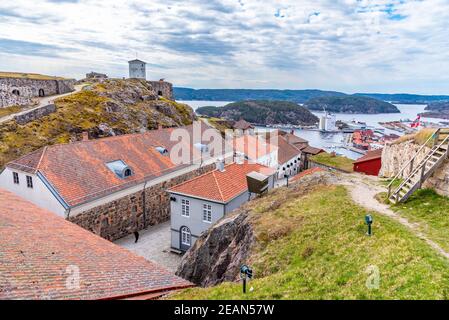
xmin=0 ymin=0 xmax=448 ymax=94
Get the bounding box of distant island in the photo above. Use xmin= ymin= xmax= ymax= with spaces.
xmin=174 ymin=87 xmax=449 ymax=105
xmin=175 ymin=88 xmax=346 ymax=103
xmin=303 ymin=96 xmax=400 ymax=114
xmin=419 ymin=101 xmax=449 ymax=119
xmin=196 ymin=100 xmax=319 ymax=126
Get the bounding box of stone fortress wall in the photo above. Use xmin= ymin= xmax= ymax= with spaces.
xmin=148 ymin=80 xmax=174 ymax=100
xmin=380 ymin=140 xmax=449 ymax=197
xmin=0 ymin=77 xmax=76 ymax=108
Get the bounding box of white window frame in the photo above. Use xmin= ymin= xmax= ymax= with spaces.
xmin=203 ymin=204 xmax=212 ymax=223
xmin=181 ymin=227 xmax=191 ymax=246
xmin=13 ymin=172 xmax=19 ymax=185
xmin=26 ymin=175 xmax=33 ymax=189
xmin=181 ymin=199 xmax=190 ymax=217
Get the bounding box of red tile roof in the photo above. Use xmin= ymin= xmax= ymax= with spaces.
xmin=168 ymin=162 xmax=276 ymax=203
xmin=7 ymin=123 xmax=222 ymax=207
xmin=233 ymin=135 xmax=278 ymax=160
xmin=353 ymin=148 xmax=383 ymax=164
xmin=276 ymin=136 xmax=302 ymax=165
xmin=258 ymin=130 xmax=302 ymax=165
xmin=0 ymin=188 xmax=192 ymax=300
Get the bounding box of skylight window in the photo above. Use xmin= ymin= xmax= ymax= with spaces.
xmin=155 ymin=146 xmax=169 ymax=155
xmin=194 ymin=143 xmax=209 ymax=153
xmin=106 ymin=160 xmax=133 ymax=179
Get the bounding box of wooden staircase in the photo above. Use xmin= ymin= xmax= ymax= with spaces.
xmin=388 ymin=128 xmax=449 ymax=204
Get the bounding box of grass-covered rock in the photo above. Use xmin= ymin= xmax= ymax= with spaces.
xmin=310 ymin=152 xmax=354 ymax=172
xmin=0 ymin=79 xmax=196 ymax=168
xmin=173 ymin=182 xmax=449 ymax=300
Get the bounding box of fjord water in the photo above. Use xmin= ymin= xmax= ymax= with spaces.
xmin=182 ymin=101 xmax=444 ymax=160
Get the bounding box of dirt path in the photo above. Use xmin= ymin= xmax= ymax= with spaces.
xmin=0 ymin=84 xmax=84 ymax=124
xmin=339 ymin=173 xmax=449 ymax=259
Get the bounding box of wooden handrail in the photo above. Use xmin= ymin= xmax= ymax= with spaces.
xmin=392 ymin=133 xmax=449 ymax=199
xmin=387 ymin=128 xmax=439 ymax=197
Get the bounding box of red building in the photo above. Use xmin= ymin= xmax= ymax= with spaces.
xmin=353 ymin=149 xmax=383 ymax=176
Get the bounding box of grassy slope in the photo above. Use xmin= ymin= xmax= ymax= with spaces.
xmin=391 ymin=189 xmax=449 ymax=253
xmin=0 ymin=105 xmax=23 ymax=118
xmin=0 ymin=72 xmax=66 ymax=80
xmin=310 ymin=152 xmax=354 ymax=172
xmin=0 ymin=84 xmax=194 ymax=168
xmin=173 ymin=186 xmax=449 ymax=300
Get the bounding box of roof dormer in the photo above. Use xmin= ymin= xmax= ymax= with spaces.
xmin=106 ymin=160 xmax=133 ymax=179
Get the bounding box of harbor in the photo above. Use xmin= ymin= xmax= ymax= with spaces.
xmin=184 ymin=101 xmax=449 ymax=160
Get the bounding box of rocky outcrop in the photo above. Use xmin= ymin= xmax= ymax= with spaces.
xmin=176 ymin=210 xmax=254 ymax=287
xmin=0 ymin=79 xmax=196 ymax=169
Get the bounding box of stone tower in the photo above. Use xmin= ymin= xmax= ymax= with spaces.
xmin=128 ymin=59 xmax=146 ymax=79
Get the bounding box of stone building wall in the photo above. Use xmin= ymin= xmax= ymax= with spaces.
xmin=68 ymin=163 xmax=216 ymax=241
xmin=148 ymin=81 xmax=174 ymax=100
xmin=0 ymin=78 xmax=75 ymax=108
xmin=14 ymin=104 xmax=56 ymax=125
xmin=0 ymin=88 xmax=32 ymax=108
xmin=380 ymin=140 xmax=449 ymax=196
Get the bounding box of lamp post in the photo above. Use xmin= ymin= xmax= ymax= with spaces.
xmin=365 ymin=214 xmax=373 ymax=236
xmin=284 ymin=173 xmax=290 ymax=187
xmin=240 ymin=265 xmax=253 ymax=294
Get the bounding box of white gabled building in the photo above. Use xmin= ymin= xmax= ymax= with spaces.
xmin=168 ymin=161 xmax=276 ymax=252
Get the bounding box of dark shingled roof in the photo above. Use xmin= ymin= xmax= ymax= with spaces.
xmin=301 ymin=145 xmax=325 ymax=155
xmin=0 ymin=188 xmax=193 ymax=300
xmin=353 ymin=148 xmax=383 ymax=164
xmin=233 ymin=119 xmax=254 ymax=130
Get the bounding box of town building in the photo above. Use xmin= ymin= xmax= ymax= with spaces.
xmin=0 ymin=122 xmax=230 ymax=241
xmin=301 ymin=146 xmax=325 ymax=171
xmin=232 ymin=134 xmax=278 ymax=168
xmin=0 ymin=188 xmax=192 ymax=300
xmin=233 ymin=119 xmax=255 ymax=135
xmin=353 ymin=148 xmax=383 ymax=176
xmin=280 ymin=130 xmax=309 ymax=150
xmin=129 ymin=59 xmax=147 ymax=79
xmin=86 ymin=71 xmax=108 ymax=80
xmin=168 ymin=161 xmax=275 ymax=251
xmin=258 ymin=130 xmax=302 ymax=179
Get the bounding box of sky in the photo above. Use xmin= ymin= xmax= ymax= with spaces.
xmin=0 ymin=0 xmax=448 ymax=94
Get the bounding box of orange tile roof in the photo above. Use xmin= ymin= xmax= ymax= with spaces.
xmin=7 ymin=123 xmax=223 ymax=207
xmin=258 ymin=130 xmax=302 ymax=165
xmin=233 ymin=135 xmax=278 ymax=160
xmin=168 ymin=162 xmax=276 ymax=203
xmin=0 ymin=188 xmax=192 ymax=300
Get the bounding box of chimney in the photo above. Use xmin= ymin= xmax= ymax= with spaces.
xmin=158 ymin=124 xmax=163 ymax=130
xmin=234 ymin=152 xmax=244 ymax=165
xmin=82 ymin=132 xmax=89 ymax=141
xmin=215 ymin=158 xmax=225 ymax=172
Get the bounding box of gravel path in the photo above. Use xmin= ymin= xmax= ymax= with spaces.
xmin=340 ymin=173 xmax=449 ymax=259
xmin=0 ymin=84 xmax=84 ymax=124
